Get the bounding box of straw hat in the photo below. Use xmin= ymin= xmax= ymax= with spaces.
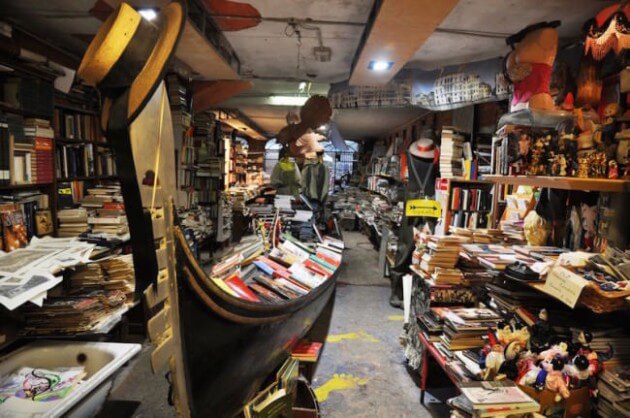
xmin=409 ymin=138 xmax=437 ymax=159
xmin=77 ymin=1 xmax=186 ymax=128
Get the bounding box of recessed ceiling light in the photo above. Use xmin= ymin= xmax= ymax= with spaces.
xmin=368 ymin=60 xmax=394 ymax=72
xmin=298 ymin=81 xmax=307 ymax=91
xmin=269 ymin=95 xmax=309 ymax=106
xmin=139 ymin=9 xmax=158 ymax=21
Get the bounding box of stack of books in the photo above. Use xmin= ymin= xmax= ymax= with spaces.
xmin=454 ymin=380 xmax=539 ymax=417
xmin=57 ymin=208 xmax=89 ymax=237
xmin=420 ymin=236 xmax=468 ymax=274
xmin=450 ymin=227 xmax=503 ymax=244
xmin=440 ymin=307 xmax=502 ymax=350
xmin=597 ymin=365 xmax=630 ymax=418
xmin=440 ymin=127 xmax=465 ymax=178
xmin=291 ymin=341 xmax=323 ymax=363
xmin=81 ymin=185 xmax=128 ymax=238
xmin=499 ymin=219 xmax=525 ymax=243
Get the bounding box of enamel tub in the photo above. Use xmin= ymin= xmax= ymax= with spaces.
xmin=0 ymin=341 xmax=141 ymax=418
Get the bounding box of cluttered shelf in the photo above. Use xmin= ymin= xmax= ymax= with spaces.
xmin=482 ymin=175 xmax=630 ymax=193
xmin=0 ymin=103 xmax=50 ymax=119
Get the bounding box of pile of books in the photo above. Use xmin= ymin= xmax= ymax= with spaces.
xmin=291 ymin=341 xmax=323 ymax=363
xmin=420 ymin=236 xmax=469 ymax=274
xmin=210 ymin=234 xmax=341 ymax=304
xmin=449 ymin=380 xmax=539 ymax=417
xmin=450 ymin=227 xmax=503 ymax=244
xmin=439 ymin=127 xmax=466 ymax=178
xmin=57 ymin=208 xmax=89 ymax=237
xmin=81 ymin=185 xmax=128 ymax=238
xmin=499 ymin=218 xmax=525 ymax=243
xmin=597 ymin=365 xmax=630 ymax=418
xmin=440 ymin=307 xmax=502 ymax=350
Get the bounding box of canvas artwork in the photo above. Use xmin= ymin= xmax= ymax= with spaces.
xmin=0 ymin=367 xmax=85 ymax=403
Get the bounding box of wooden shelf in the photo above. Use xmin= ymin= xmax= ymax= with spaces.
xmin=482 ymin=175 xmax=630 ymax=193
xmin=0 ymin=103 xmax=50 ymax=119
xmin=55 ymin=138 xmax=109 ymax=147
xmin=58 ymin=175 xmax=117 ymax=182
xmin=0 ymin=182 xmax=53 ymax=191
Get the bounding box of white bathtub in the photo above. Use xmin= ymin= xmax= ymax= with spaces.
xmin=0 ymin=340 xmax=141 ymax=418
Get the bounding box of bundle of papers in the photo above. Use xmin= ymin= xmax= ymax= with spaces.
xmin=0 ymin=237 xmax=94 ymax=310
xmin=439 ymin=307 xmax=502 ymax=350
xmin=458 ymin=381 xmax=539 ymax=418
xmin=0 ymin=366 xmax=86 ymax=405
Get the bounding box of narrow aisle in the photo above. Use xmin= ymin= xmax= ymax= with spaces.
xmin=314 ymin=232 xmax=430 ymax=417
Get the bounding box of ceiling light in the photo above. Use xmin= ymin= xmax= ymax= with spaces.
xmin=298 ymin=81 xmax=307 ymax=91
xmin=269 ymin=95 xmax=309 ymax=106
xmin=314 ymin=46 xmax=332 ymax=62
xmin=368 ymin=60 xmax=394 ymax=72
xmin=138 ymin=9 xmax=158 ymax=21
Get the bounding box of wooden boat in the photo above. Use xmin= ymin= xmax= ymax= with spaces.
xmin=77 ymin=2 xmax=339 ymax=416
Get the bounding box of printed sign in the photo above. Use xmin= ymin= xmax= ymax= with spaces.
xmin=405 ymin=199 xmax=441 ymax=218
xmin=542 ymin=266 xmax=588 ymax=308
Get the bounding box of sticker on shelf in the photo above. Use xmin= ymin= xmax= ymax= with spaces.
xmin=405 ymin=199 xmax=441 ymax=218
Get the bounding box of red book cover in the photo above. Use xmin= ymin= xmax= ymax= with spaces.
xmin=258 ymin=256 xmax=292 ymax=279
xmin=314 ymin=252 xmax=340 ymax=268
xmin=304 ymin=259 xmax=331 ymax=278
xmin=292 ymin=341 xmax=323 ymax=361
xmin=224 ymin=274 xmax=260 ymax=302
xmin=102 ymin=202 xmax=125 ymax=210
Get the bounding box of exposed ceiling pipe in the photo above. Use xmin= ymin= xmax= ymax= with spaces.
xmin=206 ymin=14 xmax=366 ymax=27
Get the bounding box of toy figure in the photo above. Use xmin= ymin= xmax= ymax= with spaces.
xmin=577 ymin=157 xmax=590 ymax=178
xmin=575 ymin=330 xmax=614 ymax=376
xmin=558 ymin=154 xmax=567 ymax=176
xmin=481 ymin=330 xmax=505 ymax=381
xmin=498 ymin=341 xmax=523 ymax=380
xmin=538 ymin=342 xmax=569 ymax=362
xmin=545 ymin=356 xmax=571 ymax=401
xmin=602 ymin=102 xmax=620 ymax=125
xmin=505 ymin=21 xmax=560 ymax=112
xmin=580 ymin=203 xmax=597 ymax=251
xmin=567 ymin=355 xmax=597 ymax=394
xmin=517 ymin=351 xmax=541 ymax=386
xmin=608 ymin=160 xmax=619 ymax=178
xmin=530 ymin=308 xmax=554 ymax=352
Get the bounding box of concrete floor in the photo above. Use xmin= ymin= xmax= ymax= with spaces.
xmin=108 ymin=231 xmax=440 ymax=417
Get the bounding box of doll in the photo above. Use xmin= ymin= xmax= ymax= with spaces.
xmin=498 ymin=341 xmax=523 ymax=380
xmin=567 ymin=354 xmax=597 ymax=395
xmin=530 ymin=308 xmax=554 ymax=352
xmin=608 ymin=160 xmax=619 ymax=179
xmin=481 ymin=329 xmax=505 ymax=380
xmin=517 ymin=351 xmax=541 ymax=386
xmin=580 ymin=203 xmax=597 ymax=251
xmin=538 ymin=342 xmax=569 ymax=362
xmin=545 ymin=356 xmax=571 ymax=402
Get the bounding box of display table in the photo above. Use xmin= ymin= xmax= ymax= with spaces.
xmin=418 ymin=331 xmax=460 ymax=404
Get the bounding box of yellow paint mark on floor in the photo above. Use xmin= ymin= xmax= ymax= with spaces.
xmin=314 ymin=373 xmax=368 ymax=402
xmin=326 ymin=330 xmax=379 ymax=343
xmin=388 ymin=315 xmax=404 ymax=321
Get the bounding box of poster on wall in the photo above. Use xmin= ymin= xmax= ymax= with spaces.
xmin=329 ymin=57 xmax=510 ymax=112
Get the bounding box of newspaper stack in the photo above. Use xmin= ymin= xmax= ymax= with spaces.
xmin=0 ymin=236 xmax=94 ymax=310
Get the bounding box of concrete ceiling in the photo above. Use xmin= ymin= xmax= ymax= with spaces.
xmin=0 ymin=0 xmax=617 ymax=141
xmin=221 ymin=0 xmax=374 ymax=83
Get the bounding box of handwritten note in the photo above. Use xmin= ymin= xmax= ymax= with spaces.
xmin=542 ymin=266 xmax=588 ymax=308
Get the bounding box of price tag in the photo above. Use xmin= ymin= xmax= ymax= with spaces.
xmin=405 ymin=199 xmax=441 ymax=218
xmin=542 ymin=266 xmax=588 ymax=308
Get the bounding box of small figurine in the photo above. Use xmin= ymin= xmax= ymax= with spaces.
xmin=608 ymin=160 xmax=619 ymax=178
xmin=481 ymin=329 xmax=505 ymax=381
xmin=580 ymin=203 xmax=597 ymax=251
xmin=577 ymin=157 xmax=590 ymax=178
xmin=530 ymin=308 xmax=554 ymax=352
xmin=558 ymin=154 xmax=567 ymax=176
xmin=545 ymin=356 xmax=571 ymax=402
xmin=567 ymin=354 xmax=596 ymax=394
xmin=517 ymin=351 xmax=541 ymax=386
xmin=498 ymin=341 xmax=523 ymax=380
xmin=602 ymin=102 xmax=620 ymax=126
xmin=539 ymin=342 xmax=569 ymax=362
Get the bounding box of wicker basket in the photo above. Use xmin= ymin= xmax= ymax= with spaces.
xmin=578 ymin=283 xmax=630 ymax=314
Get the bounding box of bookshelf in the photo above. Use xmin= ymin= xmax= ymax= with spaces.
xmin=434 ymin=178 xmax=496 ymax=235
xmin=483 ymin=175 xmax=630 ymax=193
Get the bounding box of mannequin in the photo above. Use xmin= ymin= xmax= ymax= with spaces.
xmin=301 ymin=151 xmax=330 ymax=207
xmin=505 ymin=21 xmax=560 ymax=112
xmin=270 ymin=147 xmax=302 ymax=196
xmin=389 ymin=138 xmax=438 ymax=307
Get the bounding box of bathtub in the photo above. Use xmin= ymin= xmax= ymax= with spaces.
xmin=0 ymin=340 xmax=141 ymax=418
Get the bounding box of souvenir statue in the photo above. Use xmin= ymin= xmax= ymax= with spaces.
xmin=530 ymin=308 xmax=554 ymax=352
xmin=577 ymin=157 xmax=590 ymax=178
xmin=505 ymin=21 xmax=560 ymax=112
xmin=545 ymin=356 xmax=571 ymax=401
xmin=608 ymin=160 xmax=619 ymax=178
xmin=603 ymin=102 xmax=620 ymax=125
xmin=498 ymin=341 xmax=523 ymax=380
xmin=559 ymin=154 xmax=567 ymax=176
